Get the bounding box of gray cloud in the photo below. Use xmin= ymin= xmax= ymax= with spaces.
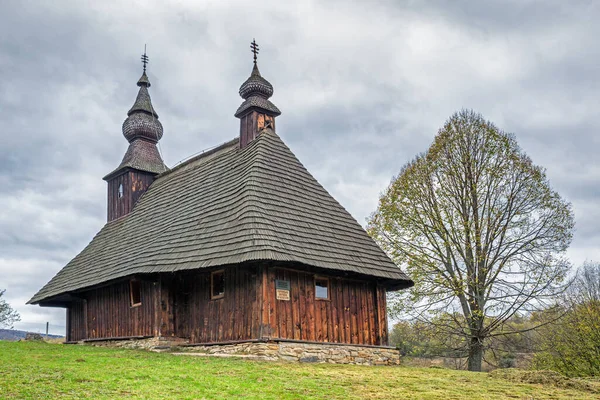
xmin=1 ymin=0 xmax=599 ymax=335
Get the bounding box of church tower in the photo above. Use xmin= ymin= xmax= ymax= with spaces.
xmin=103 ymin=50 xmax=167 ymax=222
xmin=235 ymin=40 xmax=281 ymax=148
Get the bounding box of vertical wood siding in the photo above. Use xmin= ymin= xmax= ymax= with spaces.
xmin=107 ymin=170 xmax=155 ymax=222
xmin=64 ymin=265 xmax=389 ymax=346
xmin=263 ymin=267 xmax=387 ymax=346
xmin=174 ymin=266 xmax=261 ymax=343
xmin=67 ymin=300 xmax=86 ymax=342
xmin=239 ymin=111 xmax=276 ymax=148
xmin=159 ymin=275 xmax=176 ymax=337
xmin=375 ymin=285 xmax=389 ymax=345
xmin=75 ymin=280 xmax=156 ymax=339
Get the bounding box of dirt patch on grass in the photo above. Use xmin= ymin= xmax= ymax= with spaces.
xmin=489 ymin=369 xmax=600 ymax=393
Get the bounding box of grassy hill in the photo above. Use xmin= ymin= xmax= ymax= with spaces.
xmin=0 ymin=341 xmax=598 ymax=399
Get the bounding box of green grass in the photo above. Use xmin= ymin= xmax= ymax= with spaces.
xmin=0 ymin=341 xmax=597 ymax=399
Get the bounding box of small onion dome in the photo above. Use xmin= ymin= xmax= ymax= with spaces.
xmin=122 ymin=72 xmax=163 ymax=143
xmin=235 ymin=63 xmax=281 ymax=118
xmin=239 ymin=64 xmax=274 ymax=99
xmin=122 ymin=112 xmax=163 ymax=143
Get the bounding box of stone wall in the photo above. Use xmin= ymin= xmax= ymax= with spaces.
xmin=84 ymin=337 xmax=162 ymax=350
xmin=80 ymin=337 xmax=400 ymax=365
xmin=177 ymin=341 xmax=400 ymax=365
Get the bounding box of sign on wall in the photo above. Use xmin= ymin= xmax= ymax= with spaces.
xmin=275 ymin=279 xmax=290 ymax=301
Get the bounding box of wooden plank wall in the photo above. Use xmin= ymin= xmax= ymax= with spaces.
xmin=107 ymin=170 xmax=155 ymax=222
xmin=264 ymin=267 xmax=387 ymax=346
xmin=173 ymin=266 xmax=261 ymax=343
xmin=83 ymin=280 xmax=156 ymax=339
xmin=239 ymin=111 xmax=255 ymax=149
xmin=64 ymin=266 xmax=389 ymax=346
xmin=239 ymin=110 xmax=276 ymax=148
xmin=67 ymin=300 xmax=86 ymax=342
xmin=375 ymin=285 xmax=389 ymax=345
xmin=159 ymin=275 xmax=176 ymax=337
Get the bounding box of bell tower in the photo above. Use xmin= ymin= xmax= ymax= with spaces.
xmin=103 ymin=49 xmax=167 ymax=222
xmin=235 ymin=40 xmax=281 ymax=148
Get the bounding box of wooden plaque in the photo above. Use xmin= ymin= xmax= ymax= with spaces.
xmin=276 ymin=289 xmax=290 ymax=301
xmin=276 ymin=280 xmax=290 ymax=300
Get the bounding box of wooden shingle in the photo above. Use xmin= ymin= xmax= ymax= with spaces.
xmin=29 ymin=129 xmax=411 ymax=304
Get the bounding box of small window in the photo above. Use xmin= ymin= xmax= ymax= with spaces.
xmin=315 ymin=277 xmax=329 ymax=300
xmin=118 ymin=183 xmax=124 ymax=198
xmin=130 ymin=279 xmax=142 ymax=307
xmin=211 ymin=270 xmax=225 ymax=299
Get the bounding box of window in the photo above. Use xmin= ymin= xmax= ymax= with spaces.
xmin=130 ymin=279 xmax=142 ymax=307
xmin=211 ymin=270 xmax=225 ymax=299
xmin=118 ymin=183 xmax=124 ymax=198
xmin=315 ymin=277 xmax=329 ymax=300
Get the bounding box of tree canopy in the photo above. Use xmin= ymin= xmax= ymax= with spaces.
xmin=368 ymin=110 xmax=574 ymax=371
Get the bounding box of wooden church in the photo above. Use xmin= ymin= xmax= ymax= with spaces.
xmin=29 ymin=43 xmax=413 ymax=350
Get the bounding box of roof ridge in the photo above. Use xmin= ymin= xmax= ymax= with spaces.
xmin=159 ymin=137 xmax=239 ymax=178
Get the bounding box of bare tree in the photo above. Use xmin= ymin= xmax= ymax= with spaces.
xmin=368 ymin=110 xmax=574 ymax=371
xmin=0 ymin=289 xmax=21 ymax=329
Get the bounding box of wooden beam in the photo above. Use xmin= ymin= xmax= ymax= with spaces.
xmin=260 ymin=264 xmax=269 ymax=338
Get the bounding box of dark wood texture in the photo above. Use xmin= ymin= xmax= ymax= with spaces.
xmin=64 ymin=264 xmax=388 ymax=346
xmin=262 ymin=267 xmax=386 ymax=346
xmin=67 ymin=300 xmax=86 ymax=342
xmin=239 ymin=110 xmax=276 ymax=149
xmin=159 ymin=275 xmax=176 ymax=337
xmin=107 ymin=170 xmax=155 ymax=222
xmin=173 ymin=266 xmax=261 ymax=343
xmin=375 ymin=285 xmax=389 ymax=345
xmin=67 ymin=280 xmax=156 ymax=340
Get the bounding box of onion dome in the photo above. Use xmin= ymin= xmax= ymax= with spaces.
xmin=235 ymin=41 xmax=281 ymax=118
xmin=239 ymin=64 xmax=274 ymax=99
xmin=122 ymin=72 xmax=163 ymax=143
xmin=104 ymin=50 xmax=167 ymax=181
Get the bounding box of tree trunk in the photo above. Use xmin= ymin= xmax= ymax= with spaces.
xmin=467 ymin=336 xmax=483 ymax=372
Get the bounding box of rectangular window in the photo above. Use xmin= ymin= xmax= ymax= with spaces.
xmin=130 ymin=279 xmax=142 ymax=307
xmin=211 ymin=270 xmax=225 ymax=299
xmin=315 ymin=277 xmax=329 ymax=300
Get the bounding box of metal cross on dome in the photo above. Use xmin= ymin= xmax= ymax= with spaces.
xmin=141 ymin=44 xmax=149 ymax=72
xmin=250 ymin=39 xmax=259 ymax=64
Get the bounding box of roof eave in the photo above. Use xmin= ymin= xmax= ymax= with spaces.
xmin=234 ymin=101 xmax=281 ymax=118
xmin=102 ymin=165 xmax=165 ymax=181
xmin=383 ymin=278 xmax=415 ymax=291
xmin=28 ymin=292 xmax=80 ymax=307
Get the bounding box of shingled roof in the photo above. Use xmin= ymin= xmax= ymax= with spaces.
xmin=29 ymin=129 xmax=411 ymax=304
xmin=103 ymin=70 xmax=166 ymax=180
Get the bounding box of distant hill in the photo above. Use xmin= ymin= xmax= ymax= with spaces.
xmin=0 ymin=329 xmax=64 ymax=341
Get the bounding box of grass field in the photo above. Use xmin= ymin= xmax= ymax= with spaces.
xmin=1 ymin=341 xmax=598 ymax=399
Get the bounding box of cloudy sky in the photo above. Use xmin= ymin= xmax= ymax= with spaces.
xmin=1 ymin=1 xmax=599 ymax=335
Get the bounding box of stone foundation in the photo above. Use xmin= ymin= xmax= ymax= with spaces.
xmin=83 ymin=337 xmax=162 ymax=350
xmin=177 ymin=341 xmax=400 ymax=365
xmin=78 ymin=337 xmax=400 ymax=365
